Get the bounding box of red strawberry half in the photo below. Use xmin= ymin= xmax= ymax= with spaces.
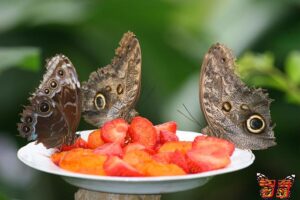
xmin=61 ymin=137 xmax=88 ymax=151
xmin=155 ymin=121 xmax=177 ymax=133
xmin=187 ymin=149 xmax=230 ymax=173
xmin=192 ymin=135 xmax=235 ymax=156
xmin=153 ymin=151 xmax=188 ymax=172
xmin=104 ymin=156 xmax=143 ymax=177
xmin=101 ymin=118 xmax=129 ymax=145
xmin=128 ymin=116 xmax=158 ymax=149
xmin=93 ymin=142 xmax=123 ymax=157
xmin=159 ymin=130 xmax=179 ymax=144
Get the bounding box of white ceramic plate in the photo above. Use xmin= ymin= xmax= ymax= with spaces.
xmin=18 ymin=130 xmax=255 ymax=194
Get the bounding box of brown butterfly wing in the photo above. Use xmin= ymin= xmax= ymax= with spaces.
xmin=81 ymin=31 xmax=141 ymax=127
xmin=17 ymin=55 xmax=81 ymax=148
xmin=199 ymin=43 xmax=276 ymax=150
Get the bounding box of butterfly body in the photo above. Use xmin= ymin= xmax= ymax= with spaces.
xmin=81 ymin=32 xmax=141 ymax=127
xmin=199 ymin=43 xmax=276 ymax=150
xmin=18 ymin=55 xmax=81 ymax=148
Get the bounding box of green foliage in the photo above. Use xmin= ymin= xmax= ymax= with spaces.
xmin=237 ymin=51 xmax=300 ymax=104
xmin=0 ymin=193 xmax=8 ymax=200
xmin=0 ymin=47 xmax=41 ymax=74
xmin=286 ymin=51 xmax=300 ymax=85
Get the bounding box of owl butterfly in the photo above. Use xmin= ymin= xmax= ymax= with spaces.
xmin=17 ymin=55 xmax=81 ymax=149
xmin=81 ymin=32 xmax=141 ymax=127
xmin=199 ymin=43 xmax=276 ymax=150
xmin=257 ymin=173 xmax=296 ymax=199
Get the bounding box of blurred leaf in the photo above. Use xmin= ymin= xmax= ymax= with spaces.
xmin=0 ymin=47 xmax=41 ymax=74
xmin=286 ymin=91 xmax=300 ymax=104
xmin=0 ymin=191 xmax=8 ymax=200
xmin=237 ymin=52 xmax=274 ymax=77
xmin=238 ymin=51 xmax=300 ymax=105
xmin=0 ymin=0 xmax=89 ymax=33
xmin=27 ymin=1 xmax=89 ymax=26
xmin=285 ymin=51 xmax=300 ymax=85
xmin=246 ymin=74 xmax=288 ymax=91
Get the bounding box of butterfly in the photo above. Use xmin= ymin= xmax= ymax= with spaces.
xmin=257 ymin=173 xmax=296 ymax=199
xmin=81 ymin=31 xmax=141 ymax=127
xmin=199 ymin=43 xmax=276 ymax=150
xmin=17 ymin=55 xmax=81 ymax=149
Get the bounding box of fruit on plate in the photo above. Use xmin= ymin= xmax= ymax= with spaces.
xmin=104 ymin=156 xmax=143 ymax=177
xmin=87 ymin=129 xmax=104 ymax=149
xmin=61 ymin=137 xmax=88 ymax=151
xmin=57 ymin=148 xmax=107 ymax=175
xmin=101 ymin=118 xmax=129 ymax=145
xmin=128 ymin=117 xmax=158 ymax=148
xmin=158 ymin=141 xmax=192 ymax=154
xmin=51 ymin=116 xmax=235 ymax=177
xmin=192 ymin=135 xmax=235 ymax=156
xmin=155 ymin=121 xmax=177 ymax=134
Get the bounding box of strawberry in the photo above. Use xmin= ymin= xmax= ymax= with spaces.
xmin=124 ymin=143 xmax=156 ymax=155
xmin=155 ymin=121 xmax=177 ymax=133
xmin=153 ymin=151 xmax=188 ymax=172
xmin=123 ymin=143 xmax=146 ymax=153
xmin=186 ymin=149 xmax=230 ymax=173
xmin=101 ymin=118 xmax=129 ymax=145
xmin=61 ymin=137 xmax=88 ymax=151
xmin=104 ymin=156 xmax=143 ymax=177
xmin=128 ymin=116 xmax=157 ymax=148
xmin=192 ymin=135 xmax=235 ymax=156
xmin=87 ymin=129 xmax=104 ymax=149
xmin=159 ymin=130 xmax=179 ymax=144
xmin=169 ymin=151 xmax=189 ymax=172
xmin=93 ymin=142 xmax=123 ymax=157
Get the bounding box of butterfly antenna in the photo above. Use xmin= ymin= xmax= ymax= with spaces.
xmin=177 ymin=104 xmax=203 ymax=128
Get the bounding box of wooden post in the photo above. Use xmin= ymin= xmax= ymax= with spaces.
xmin=75 ymin=189 xmax=162 ymax=200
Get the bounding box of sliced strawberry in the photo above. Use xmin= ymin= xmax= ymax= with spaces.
xmin=101 ymin=118 xmax=129 ymax=145
xmin=123 ymin=143 xmax=156 ymax=155
xmin=93 ymin=142 xmax=123 ymax=157
xmin=123 ymin=143 xmax=145 ymax=153
xmin=159 ymin=130 xmax=179 ymax=144
xmin=128 ymin=116 xmax=157 ymax=148
xmin=61 ymin=137 xmax=88 ymax=151
xmin=192 ymin=135 xmax=235 ymax=156
xmin=170 ymin=151 xmax=189 ymax=172
xmin=155 ymin=121 xmax=177 ymax=133
xmin=153 ymin=151 xmax=188 ymax=172
xmin=104 ymin=156 xmax=143 ymax=177
xmin=87 ymin=129 xmax=104 ymax=149
xmin=187 ymin=149 xmax=230 ymax=173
